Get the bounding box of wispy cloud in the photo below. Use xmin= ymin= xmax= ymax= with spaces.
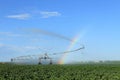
xmin=0 ymin=32 xmax=22 ymax=37
xmin=40 ymin=11 xmax=61 ymax=18
xmin=6 ymin=13 xmax=30 ymax=20
xmin=6 ymin=11 xmax=61 ymax=20
xmin=0 ymin=43 xmax=5 ymax=47
xmin=0 ymin=44 xmax=38 ymax=53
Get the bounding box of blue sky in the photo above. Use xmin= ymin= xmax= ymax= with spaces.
xmin=0 ymin=0 xmax=120 ymax=63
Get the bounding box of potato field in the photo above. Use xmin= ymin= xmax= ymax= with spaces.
xmin=0 ymin=63 xmax=120 ymax=80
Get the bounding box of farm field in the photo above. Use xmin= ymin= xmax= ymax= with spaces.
xmin=0 ymin=63 xmax=120 ymax=80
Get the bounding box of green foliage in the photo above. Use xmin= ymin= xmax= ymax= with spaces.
xmin=0 ymin=64 xmax=120 ymax=80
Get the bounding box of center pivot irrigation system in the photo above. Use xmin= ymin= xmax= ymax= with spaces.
xmin=11 ymin=45 xmax=85 ymax=64
xmin=10 ymin=28 xmax=85 ymax=64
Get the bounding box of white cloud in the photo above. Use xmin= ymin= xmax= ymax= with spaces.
xmin=40 ymin=11 xmax=61 ymax=18
xmin=6 ymin=11 xmax=61 ymax=19
xmin=6 ymin=13 xmax=30 ymax=20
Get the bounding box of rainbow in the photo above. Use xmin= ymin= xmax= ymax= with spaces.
xmin=58 ymin=34 xmax=81 ymax=64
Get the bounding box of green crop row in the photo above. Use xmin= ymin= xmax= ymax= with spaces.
xmin=0 ymin=64 xmax=120 ymax=80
